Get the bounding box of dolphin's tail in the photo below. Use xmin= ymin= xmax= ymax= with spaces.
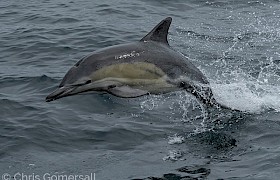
xmin=185 ymin=84 xmax=238 ymax=111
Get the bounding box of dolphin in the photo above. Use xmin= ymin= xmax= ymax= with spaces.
xmin=46 ymin=17 xmax=225 ymax=108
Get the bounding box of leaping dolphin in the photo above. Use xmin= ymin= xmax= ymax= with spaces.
xmin=46 ymin=17 xmax=225 ymax=108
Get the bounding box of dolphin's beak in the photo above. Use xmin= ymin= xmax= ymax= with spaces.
xmin=46 ymin=86 xmax=78 ymax=102
xmin=46 ymin=80 xmax=122 ymax=102
xmin=45 ymin=80 xmax=110 ymax=102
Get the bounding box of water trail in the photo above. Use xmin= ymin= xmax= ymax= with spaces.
xmin=212 ymin=80 xmax=280 ymax=113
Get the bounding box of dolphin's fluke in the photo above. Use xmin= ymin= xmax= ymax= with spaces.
xmin=140 ymin=17 xmax=172 ymax=45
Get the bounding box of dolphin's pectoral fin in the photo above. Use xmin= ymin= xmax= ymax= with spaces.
xmin=107 ymin=86 xmax=148 ymax=98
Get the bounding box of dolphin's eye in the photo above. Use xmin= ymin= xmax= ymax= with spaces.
xmin=108 ymin=85 xmax=116 ymax=89
xmin=85 ymin=80 xmax=92 ymax=84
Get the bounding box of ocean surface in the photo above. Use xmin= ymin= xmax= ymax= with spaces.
xmin=1 ymin=0 xmax=280 ymax=179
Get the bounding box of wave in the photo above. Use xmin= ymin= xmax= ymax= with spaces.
xmin=175 ymin=29 xmax=279 ymax=44
xmin=0 ymin=75 xmax=57 ymax=85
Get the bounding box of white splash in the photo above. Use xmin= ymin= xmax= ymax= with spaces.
xmin=163 ymin=150 xmax=183 ymax=161
xmin=212 ymin=80 xmax=280 ymax=113
xmin=168 ymin=134 xmax=185 ymax=144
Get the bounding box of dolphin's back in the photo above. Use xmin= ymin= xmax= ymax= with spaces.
xmin=60 ymin=17 xmax=208 ymax=87
xmin=75 ymin=41 xmax=208 ymax=85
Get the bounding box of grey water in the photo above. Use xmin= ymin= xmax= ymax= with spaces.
xmin=1 ymin=0 xmax=280 ymax=179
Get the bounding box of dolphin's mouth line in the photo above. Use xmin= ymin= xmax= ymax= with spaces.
xmin=46 ymin=80 xmax=95 ymax=102
xmin=46 ymin=86 xmax=77 ymax=102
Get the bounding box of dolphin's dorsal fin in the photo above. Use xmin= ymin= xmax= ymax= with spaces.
xmin=140 ymin=17 xmax=172 ymax=45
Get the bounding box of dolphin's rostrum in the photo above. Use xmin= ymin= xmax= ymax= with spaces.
xmin=46 ymin=17 xmax=224 ymax=108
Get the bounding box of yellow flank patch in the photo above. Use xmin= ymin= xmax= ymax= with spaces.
xmin=89 ymin=62 xmax=177 ymax=93
xmin=91 ymin=62 xmax=166 ymax=81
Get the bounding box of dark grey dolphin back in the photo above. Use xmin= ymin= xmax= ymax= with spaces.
xmin=140 ymin=17 xmax=172 ymax=45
